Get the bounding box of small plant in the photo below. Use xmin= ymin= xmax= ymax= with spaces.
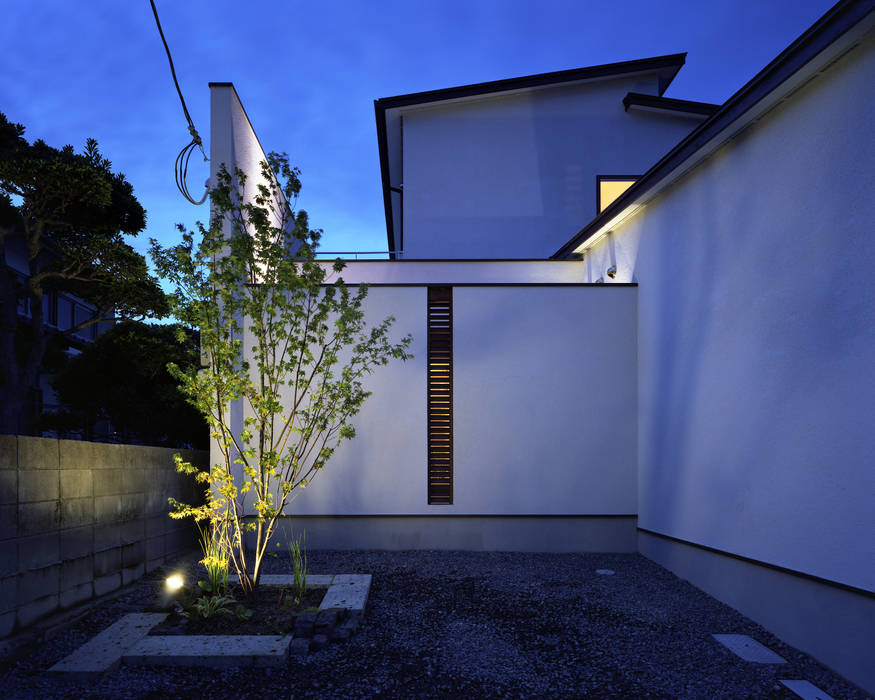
xmin=180 ymin=593 xmax=252 ymax=621
xmin=196 ymin=520 xmax=231 ymax=597
xmin=289 ymin=531 xmax=308 ymax=602
xmin=182 ymin=593 xmax=237 ymax=619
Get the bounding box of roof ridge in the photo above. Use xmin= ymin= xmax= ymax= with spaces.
xmin=375 ymin=53 xmax=688 ymax=109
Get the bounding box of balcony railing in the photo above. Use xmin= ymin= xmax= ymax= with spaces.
xmin=313 ymin=251 xmax=397 ymax=260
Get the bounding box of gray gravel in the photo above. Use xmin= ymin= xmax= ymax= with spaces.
xmin=1 ymin=550 xmax=868 ymax=699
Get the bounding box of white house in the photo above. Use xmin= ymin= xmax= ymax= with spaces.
xmin=210 ymin=0 xmax=873 ymax=691
xmin=375 ymin=52 xmax=716 ymax=259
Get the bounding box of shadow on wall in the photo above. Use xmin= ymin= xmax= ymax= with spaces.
xmin=640 ymin=160 xmax=735 ymax=540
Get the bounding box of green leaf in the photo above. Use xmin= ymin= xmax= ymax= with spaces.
xmin=147 ymin=151 xmax=412 ymax=593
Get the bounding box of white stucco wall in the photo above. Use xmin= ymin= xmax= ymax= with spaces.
xmin=584 ymin=37 xmax=875 ymax=591
xmin=284 ymin=285 xmax=638 ymax=515
xmin=210 ymin=83 xmax=285 ymax=234
xmin=401 ymin=77 xmax=703 ymax=259
xmin=452 ymin=287 xmax=637 ymax=514
xmin=208 ymin=82 xmax=301 ymax=483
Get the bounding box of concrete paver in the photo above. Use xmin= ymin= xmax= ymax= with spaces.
xmin=320 ymin=574 xmax=371 ymax=611
xmin=124 ymin=634 xmax=292 ymax=668
xmin=228 ymin=573 xmax=334 ymax=587
xmin=49 ymin=612 xmax=168 ymax=678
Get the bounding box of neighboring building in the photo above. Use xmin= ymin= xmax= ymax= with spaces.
xmin=5 ymin=237 xmax=114 ymax=428
xmin=211 ymin=0 xmax=873 ymax=692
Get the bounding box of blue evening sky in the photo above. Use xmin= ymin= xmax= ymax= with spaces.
xmin=1 ymin=0 xmax=834 ymax=257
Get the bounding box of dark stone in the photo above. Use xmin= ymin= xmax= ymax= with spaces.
xmin=315 ymin=609 xmax=337 ymax=633
xmin=325 ymin=606 xmax=348 ymax=622
xmin=293 ymin=611 xmax=317 ymax=637
xmin=329 ymin=626 xmax=350 ymax=643
xmin=310 ymin=633 xmax=329 ymax=651
xmin=340 ymin=618 xmax=359 ymax=637
xmin=294 ymin=618 xmax=314 ymax=637
xmin=290 ymin=638 xmax=309 ymax=656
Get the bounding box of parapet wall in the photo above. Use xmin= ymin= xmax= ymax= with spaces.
xmin=0 ymin=436 xmax=206 ymax=637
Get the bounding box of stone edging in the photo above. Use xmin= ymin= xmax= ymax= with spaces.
xmin=49 ymin=573 xmax=371 ymax=672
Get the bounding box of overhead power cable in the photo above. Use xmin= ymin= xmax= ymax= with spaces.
xmin=149 ymin=0 xmax=208 ymax=205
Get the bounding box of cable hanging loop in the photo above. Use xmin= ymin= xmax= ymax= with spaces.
xmin=150 ymin=0 xmax=208 ymax=204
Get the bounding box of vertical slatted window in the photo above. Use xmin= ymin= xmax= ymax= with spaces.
xmin=427 ymin=287 xmax=453 ymax=505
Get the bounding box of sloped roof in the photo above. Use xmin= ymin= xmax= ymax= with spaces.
xmin=553 ymin=0 xmax=874 ymax=259
xmin=375 ymin=53 xmax=689 ymax=256
xmin=375 ymin=53 xmax=686 ymax=111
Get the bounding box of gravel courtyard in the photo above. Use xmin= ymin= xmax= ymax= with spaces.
xmin=1 ymin=550 xmax=867 ymax=699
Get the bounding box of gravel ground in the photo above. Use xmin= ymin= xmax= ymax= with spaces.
xmin=1 ymin=550 xmax=868 ymax=699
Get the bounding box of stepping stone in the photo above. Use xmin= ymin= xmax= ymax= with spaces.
xmin=49 ymin=613 xmax=168 ymax=678
xmin=778 ymin=679 xmax=835 ymax=700
xmin=123 ymin=634 xmax=292 ymax=668
xmin=712 ymin=634 xmax=787 ymax=663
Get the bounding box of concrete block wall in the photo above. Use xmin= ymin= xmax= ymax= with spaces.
xmin=0 ymin=435 xmax=206 ymax=637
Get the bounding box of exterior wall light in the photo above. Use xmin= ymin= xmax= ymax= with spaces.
xmin=606 ymin=265 xmax=617 ymax=279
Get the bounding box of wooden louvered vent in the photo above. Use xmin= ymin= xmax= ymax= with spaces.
xmin=427 ymin=286 xmax=453 ymax=505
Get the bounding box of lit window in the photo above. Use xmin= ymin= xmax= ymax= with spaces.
xmin=597 ymin=176 xmax=639 ymax=213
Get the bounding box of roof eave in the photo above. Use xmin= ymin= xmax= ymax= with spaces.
xmin=623 ymin=92 xmax=721 ymax=116
xmin=374 ymin=53 xmax=687 ymax=111
xmin=374 ymin=100 xmax=396 ymax=257
xmin=553 ymin=0 xmax=875 ymax=260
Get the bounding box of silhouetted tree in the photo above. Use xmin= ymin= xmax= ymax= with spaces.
xmin=0 ymin=113 xmax=168 ymax=434
xmin=44 ymin=321 xmax=207 ymax=448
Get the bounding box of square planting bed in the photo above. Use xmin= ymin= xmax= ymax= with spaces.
xmin=49 ymin=574 xmax=371 ymax=674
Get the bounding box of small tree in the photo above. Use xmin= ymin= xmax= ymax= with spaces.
xmin=150 ymin=154 xmax=411 ymax=593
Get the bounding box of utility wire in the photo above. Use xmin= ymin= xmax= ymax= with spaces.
xmin=149 ymin=0 xmax=208 ymax=205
